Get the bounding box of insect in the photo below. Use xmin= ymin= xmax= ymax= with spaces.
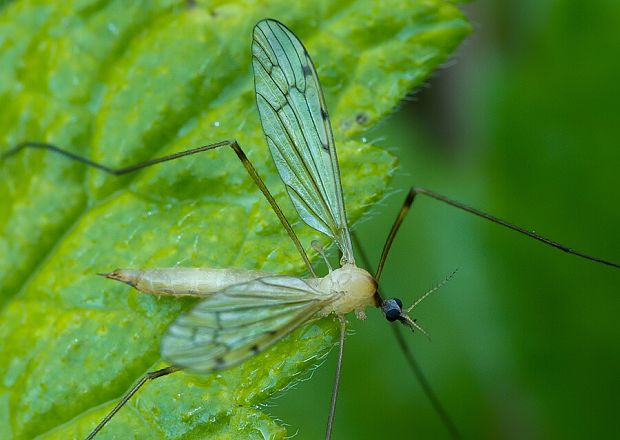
xmin=2 ymin=18 xmax=618 ymax=440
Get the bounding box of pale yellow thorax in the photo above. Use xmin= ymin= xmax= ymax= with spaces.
xmin=312 ymin=264 xmax=378 ymax=318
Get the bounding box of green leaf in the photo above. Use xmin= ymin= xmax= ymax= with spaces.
xmin=0 ymin=1 xmax=469 ymax=438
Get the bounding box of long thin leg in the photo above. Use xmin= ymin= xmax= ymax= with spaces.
xmin=374 ymin=189 xmax=416 ymax=282
xmin=375 ymin=186 xmax=619 ymax=280
xmin=353 ymin=232 xmax=460 ymax=439
xmin=325 ymin=315 xmax=347 ymax=440
xmin=84 ymin=366 xmax=180 ymax=440
xmin=390 ymin=325 xmax=461 ymax=439
xmin=2 ymin=140 xmax=315 ymax=276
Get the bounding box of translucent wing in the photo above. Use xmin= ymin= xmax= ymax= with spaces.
xmin=161 ymin=276 xmax=336 ymax=373
xmin=252 ymin=19 xmax=355 ymax=264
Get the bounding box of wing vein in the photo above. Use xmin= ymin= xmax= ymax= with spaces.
xmin=252 ymin=19 xmax=354 ymax=262
xmin=257 ymin=92 xmax=335 ymax=224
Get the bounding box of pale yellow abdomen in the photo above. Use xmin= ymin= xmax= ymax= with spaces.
xmin=104 ymin=267 xmax=271 ymax=297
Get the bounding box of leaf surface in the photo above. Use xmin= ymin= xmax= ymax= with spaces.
xmin=0 ymin=0 xmax=470 ymax=438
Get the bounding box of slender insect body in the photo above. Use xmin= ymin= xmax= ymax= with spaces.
xmin=312 ymin=264 xmax=378 ymax=317
xmin=106 ymin=264 xmax=378 ymax=318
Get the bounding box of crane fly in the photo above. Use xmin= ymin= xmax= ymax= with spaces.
xmin=85 ymin=19 xmax=417 ymax=439
xmin=3 ymin=18 xmax=619 ymax=440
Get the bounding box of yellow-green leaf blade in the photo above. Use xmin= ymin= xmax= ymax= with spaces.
xmin=0 ymin=1 xmax=469 ymax=438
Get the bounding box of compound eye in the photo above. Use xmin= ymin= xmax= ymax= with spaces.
xmin=385 ymin=308 xmax=400 ymax=322
xmin=382 ymin=298 xmax=403 ymax=322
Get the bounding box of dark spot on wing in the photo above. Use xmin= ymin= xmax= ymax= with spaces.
xmin=301 ymin=64 xmax=312 ymax=77
xmin=356 ymin=112 xmax=368 ymax=124
xmin=321 ymin=107 xmax=329 ymax=120
xmin=250 ymin=344 xmax=260 ymax=354
xmin=216 ymin=357 xmax=226 ymax=368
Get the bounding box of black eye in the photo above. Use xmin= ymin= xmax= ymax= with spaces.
xmin=382 ymin=298 xmax=402 ymax=322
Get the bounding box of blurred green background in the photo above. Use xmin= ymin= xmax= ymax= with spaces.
xmin=275 ymin=1 xmax=620 ymax=439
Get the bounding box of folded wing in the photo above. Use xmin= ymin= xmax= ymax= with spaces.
xmin=161 ymin=276 xmax=336 ymax=373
